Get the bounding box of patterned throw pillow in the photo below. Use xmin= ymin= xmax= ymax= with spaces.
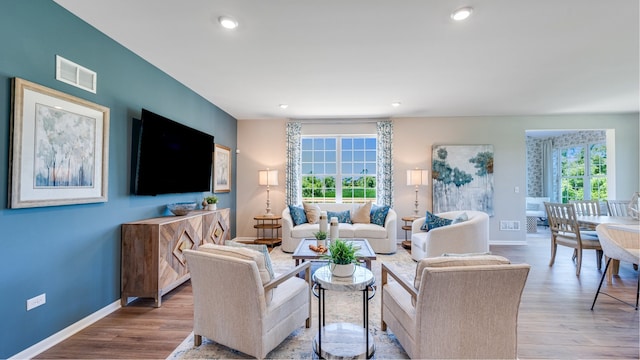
xmin=327 ymin=210 xmax=351 ymax=224
xmin=420 ymin=211 xmax=453 ymax=231
xmin=370 ymin=204 xmax=390 ymax=226
xmin=225 ymin=241 xmax=275 ymax=279
xmin=289 ymin=205 xmax=308 ymax=226
xmin=451 ymin=212 xmax=469 ymax=224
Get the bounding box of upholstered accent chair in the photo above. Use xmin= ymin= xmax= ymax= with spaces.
xmin=591 ymin=223 xmax=640 ymax=310
xmin=183 ymin=245 xmax=311 ymax=359
xmin=410 ymin=210 xmax=489 ymax=261
xmin=381 ymin=255 xmax=530 ymax=359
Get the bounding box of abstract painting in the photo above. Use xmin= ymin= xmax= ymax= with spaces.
xmin=432 ymin=144 xmax=494 ymax=215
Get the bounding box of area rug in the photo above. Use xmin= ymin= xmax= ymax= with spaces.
xmin=167 ymin=245 xmax=414 ymax=359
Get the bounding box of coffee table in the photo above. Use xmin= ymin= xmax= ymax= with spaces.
xmin=292 ymin=238 xmax=377 ymax=269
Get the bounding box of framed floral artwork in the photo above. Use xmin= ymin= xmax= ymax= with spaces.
xmin=8 ymin=78 xmax=110 ymax=208
xmin=213 ymin=144 xmax=231 ymax=193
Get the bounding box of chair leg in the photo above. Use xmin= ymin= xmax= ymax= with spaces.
xmin=575 ymin=248 xmax=583 ymax=276
xmin=549 ymin=241 xmax=557 ymax=267
xmin=194 ymin=334 xmax=202 ymax=346
xmin=636 ymin=275 xmax=639 ymax=310
xmin=596 ymin=249 xmax=603 ymax=270
xmin=591 ymin=258 xmax=611 ymax=310
xmin=572 ymin=249 xmax=577 ymax=262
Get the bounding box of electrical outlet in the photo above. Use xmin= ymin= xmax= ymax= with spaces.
xmin=27 ymin=293 xmax=46 ymax=311
xmin=500 ymin=220 xmax=521 ymax=231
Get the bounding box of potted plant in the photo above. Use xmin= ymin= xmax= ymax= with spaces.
xmin=313 ymin=230 xmax=327 ymax=247
xmin=324 ymin=239 xmax=360 ymax=277
xmin=204 ymin=196 xmax=218 ymax=210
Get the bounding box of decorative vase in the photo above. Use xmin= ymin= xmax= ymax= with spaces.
xmin=207 ymin=204 xmax=217 ymax=211
xmin=329 ymin=217 xmax=339 ymax=241
xmin=330 ymin=263 xmax=355 ymax=277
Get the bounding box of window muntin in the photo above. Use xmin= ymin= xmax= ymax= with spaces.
xmin=560 ymin=143 xmax=607 ymax=202
xmin=302 ymin=136 xmax=376 ymax=203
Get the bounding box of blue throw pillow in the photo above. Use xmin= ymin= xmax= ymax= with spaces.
xmin=327 ymin=210 xmax=351 ymax=224
xmin=289 ymin=205 xmax=308 ymax=226
xmin=370 ymin=204 xmax=390 ymax=226
xmin=421 ymin=211 xmax=453 ymax=231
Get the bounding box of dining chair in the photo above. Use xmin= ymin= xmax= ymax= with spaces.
xmin=591 ymin=224 xmax=639 ymax=310
xmin=606 ymin=199 xmax=630 ymax=216
xmin=544 ymin=202 xmax=603 ymax=276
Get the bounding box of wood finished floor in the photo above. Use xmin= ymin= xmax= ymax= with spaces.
xmin=36 ymin=229 xmax=639 ymax=359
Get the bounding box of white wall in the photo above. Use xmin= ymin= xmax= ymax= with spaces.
xmin=237 ymin=113 xmax=639 ymax=244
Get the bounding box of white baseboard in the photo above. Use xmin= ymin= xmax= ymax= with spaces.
xmin=9 ymin=300 xmax=121 ymax=360
xmin=490 ymin=240 xmax=528 ymax=246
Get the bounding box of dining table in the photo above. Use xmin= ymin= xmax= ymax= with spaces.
xmin=576 ymin=215 xmax=640 ymax=282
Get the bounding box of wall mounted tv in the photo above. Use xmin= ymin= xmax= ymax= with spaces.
xmin=132 ymin=109 xmax=214 ymax=195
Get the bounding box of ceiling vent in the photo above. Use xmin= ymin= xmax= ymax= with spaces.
xmin=56 ymin=55 xmax=97 ymax=93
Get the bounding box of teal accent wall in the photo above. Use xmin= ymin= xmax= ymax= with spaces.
xmin=0 ymin=2 xmax=237 ymax=357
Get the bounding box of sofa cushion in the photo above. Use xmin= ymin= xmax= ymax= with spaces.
xmin=289 ymin=205 xmax=308 ymax=226
xmin=327 ymin=210 xmax=352 ymax=224
xmin=351 ymin=201 xmax=372 ymax=224
xmin=370 ymin=204 xmax=390 ymax=226
xmin=198 ymin=243 xmax=274 ymax=304
xmin=420 ymin=211 xmax=453 ymax=231
xmin=291 ymin=223 xmax=323 ymax=239
xmin=353 ymin=223 xmax=388 ymax=239
xmin=303 ymin=202 xmax=322 ymax=224
xmin=337 ymin=223 xmax=356 ymax=238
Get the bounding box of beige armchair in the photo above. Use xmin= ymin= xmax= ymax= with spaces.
xmin=381 ymin=255 xmax=530 ymax=359
xmin=183 ymin=245 xmax=311 ymax=359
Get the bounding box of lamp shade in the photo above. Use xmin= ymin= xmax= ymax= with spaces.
xmin=258 ymin=169 xmax=279 ymax=186
xmin=407 ymin=169 xmax=429 ymax=186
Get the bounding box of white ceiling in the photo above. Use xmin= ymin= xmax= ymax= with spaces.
xmin=54 ymin=0 xmax=639 ymax=120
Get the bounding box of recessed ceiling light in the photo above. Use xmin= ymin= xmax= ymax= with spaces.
xmin=279 ymin=104 xmax=289 ymax=109
xmin=218 ymin=15 xmax=238 ymax=30
xmin=391 ymin=102 xmax=401 ymax=108
xmin=451 ymin=7 xmax=473 ymax=21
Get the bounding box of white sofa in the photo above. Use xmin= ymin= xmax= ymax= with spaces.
xmin=281 ymin=203 xmax=397 ymax=254
xmin=410 ymin=210 xmax=490 ymax=261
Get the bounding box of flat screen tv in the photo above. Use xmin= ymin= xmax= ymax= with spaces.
xmin=132 ymin=109 xmax=214 ymax=195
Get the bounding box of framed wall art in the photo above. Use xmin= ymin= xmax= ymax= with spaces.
xmin=213 ymin=143 xmax=231 ymax=193
xmin=432 ymin=144 xmax=494 ymax=215
xmin=8 ymin=78 xmax=110 ymax=208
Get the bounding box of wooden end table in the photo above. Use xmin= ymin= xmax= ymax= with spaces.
xmin=253 ymin=215 xmax=282 ymax=247
xmin=401 ymin=216 xmax=420 ymax=249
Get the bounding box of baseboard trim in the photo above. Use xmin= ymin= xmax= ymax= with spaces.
xmin=9 ymin=300 xmax=121 ymax=360
xmin=490 ymin=240 xmax=528 ymax=246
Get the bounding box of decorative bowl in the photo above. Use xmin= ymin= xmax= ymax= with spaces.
xmin=167 ymin=202 xmax=197 ymax=216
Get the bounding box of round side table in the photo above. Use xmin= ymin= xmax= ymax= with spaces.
xmin=312 ymin=265 xmax=376 ymax=359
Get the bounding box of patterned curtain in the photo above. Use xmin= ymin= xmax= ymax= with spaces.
xmin=285 ymin=122 xmax=302 ymax=205
xmin=376 ymin=120 xmax=393 ymax=207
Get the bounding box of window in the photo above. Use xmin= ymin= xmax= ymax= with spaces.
xmin=560 ymin=143 xmax=607 ymax=202
xmin=301 ymin=136 xmax=376 ymax=203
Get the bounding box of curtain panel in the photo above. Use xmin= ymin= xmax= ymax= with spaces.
xmin=285 ymin=122 xmax=302 ymax=205
xmin=376 ymin=121 xmax=394 ymax=207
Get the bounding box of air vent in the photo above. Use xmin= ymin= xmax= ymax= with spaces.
xmin=56 ymin=55 xmax=97 ymax=93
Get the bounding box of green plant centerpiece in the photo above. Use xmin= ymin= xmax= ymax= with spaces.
xmin=324 ymin=239 xmax=360 ymax=277
xmin=313 ymin=230 xmax=327 ymax=243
